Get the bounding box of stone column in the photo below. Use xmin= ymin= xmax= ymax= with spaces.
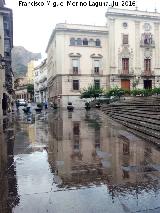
xmin=109 ymin=18 xmax=115 ymax=74
xmin=154 ymin=22 xmax=160 ymax=69
xmin=135 ymin=21 xmax=140 ymax=75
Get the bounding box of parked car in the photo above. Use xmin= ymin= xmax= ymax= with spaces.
xmin=18 ymin=99 xmax=27 ymax=106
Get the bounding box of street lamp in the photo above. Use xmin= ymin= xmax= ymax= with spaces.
xmin=0 ymin=54 xmax=5 ymax=69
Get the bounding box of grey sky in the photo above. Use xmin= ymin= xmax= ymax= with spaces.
xmin=5 ymin=0 xmax=159 ymax=56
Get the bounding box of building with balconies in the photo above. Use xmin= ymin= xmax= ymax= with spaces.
xmin=46 ymin=8 xmax=160 ymax=108
xmin=34 ymin=59 xmax=48 ymax=103
xmin=106 ymin=8 xmax=160 ymax=90
xmin=46 ymin=23 xmax=108 ymax=108
xmin=0 ymin=0 xmax=13 ymax=118
xmin=14 ymin=77 xmax=32 ymax=101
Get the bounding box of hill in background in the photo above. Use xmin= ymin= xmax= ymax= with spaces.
xmin=12 ymin=46 xmax=41 ymax=77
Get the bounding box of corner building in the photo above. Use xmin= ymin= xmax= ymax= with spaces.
xmin=46 ymin=8 xmax=160 ymax=108
xmin=46 ymin=23 xmax=108 ymax=108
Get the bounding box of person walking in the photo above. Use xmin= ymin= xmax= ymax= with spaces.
xmin=16 ymin=100 xmax=20 ymax=111
xmin=27 ymin=101 xmax=31 ymax=113
xmin=44 ymin=101 xmax=48 ymax=109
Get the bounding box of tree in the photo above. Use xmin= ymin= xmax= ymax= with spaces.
xmin=104 ymin=86 xmax=126 ymax=99
xmin=80 ymin=85 xmax=103 ymax=100
xmin=27 ymin=84 xmax=34 ymax=100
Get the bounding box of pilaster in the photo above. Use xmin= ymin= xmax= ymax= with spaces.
xmin=109 ymin=18 xmax=116 ymax=74
xmin=154 ymin=22 xmax=160 ymax=68
xmin=135 ymin=21 xmax=141 ymax=74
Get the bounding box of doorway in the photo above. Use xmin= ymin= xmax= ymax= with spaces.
xmin=144 ymin=80 xmax=152 ymax=89
xmin=121 ymin=79 xmax=130 ymax=90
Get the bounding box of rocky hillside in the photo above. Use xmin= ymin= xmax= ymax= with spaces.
xmin=12 ymin=46 xmax=41 ymax=77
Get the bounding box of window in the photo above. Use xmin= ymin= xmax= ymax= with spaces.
xmin=123 ymin=142 xmax=129 ymax=155
xmin=94 ymin=60 xmax=100 ymax=74
xmin=70 ymin=38 xmax=75 ymax=45
xmin=123 ymin=22 xmax=128 ymax=28
xmin=73 ymin=80 xmax=79 ymax=90
xmin=143 ymin=33 xmax=152 ymax=45
xmin=4 ymin=39 xmax=10 ymax=52
xmin=4 ymin=22 xmax=9 ymax=30
xmin=72 ymin=58 xmax=79 ymax=74
xmin=122 ymin=58 xmax=129 ymax=74
xmin=89 ymin=39 xmax=95 ymax=46
xmin=94 ymin=80 xmax=100 ymax=89
xmin=77 ymin=38 xmax=82 ymax=45
xmin=83 ymin=38 xmax=88 ymax=46
xmin=95 ymin=39 xmax=101 ymax=47
xmin=144 ymin=59 xmax=151 ymax=72
xmin=123 ymin=34 xmax=128 ymax=45
xmin=122 ymin=170 xmax=130 ymax=179
xmin=73 ymin=122 xmax=80 ymax=135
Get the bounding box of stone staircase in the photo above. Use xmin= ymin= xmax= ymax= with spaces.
xmin=101 ymin=96 xmax=160 ymax=146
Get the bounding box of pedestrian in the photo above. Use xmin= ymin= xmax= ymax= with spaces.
xmin=45 ymin=101 xmax=48 ymax=109
xmin=16 ymin=100 xmax=20 ymax=111
xmin=27 ymin=101 xmax=31 ymax=113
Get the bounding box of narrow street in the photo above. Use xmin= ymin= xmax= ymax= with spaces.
xmin=1 ymin=109 xmax=160 ymax=213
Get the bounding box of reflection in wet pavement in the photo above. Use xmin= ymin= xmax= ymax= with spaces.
xmin=1 ymin=109 xmax=160 ymax=212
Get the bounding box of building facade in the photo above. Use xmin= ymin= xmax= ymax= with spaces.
xmin=46 ymin=8 xmax=160 ymax=108
xmin=26 ymin=60 xmax=38 ymax=84
xmin=106 ymin=8 xmax=160 ymax=90
xmin=0 ymin=0 xmax=13 ymax=118
xmin=14 ymin=77 xmax=32 ymax=101
xmin=34 ymin=59 xmax=48 ymax=103
xmin=46 ymin=23 xmax=108 ymax=108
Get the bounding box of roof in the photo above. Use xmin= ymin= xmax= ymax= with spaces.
xmin=106 ymin=7 xmax=160 ymax=20
xmin=46 ymin=23 xmax=108 ymax=52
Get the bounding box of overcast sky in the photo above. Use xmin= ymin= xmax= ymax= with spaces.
xmin=5 ymin=0 xmax=160 ymax=56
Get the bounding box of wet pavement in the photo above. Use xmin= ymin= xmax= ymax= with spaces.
xmin=1 ymin=109 xmax=160 ymax=212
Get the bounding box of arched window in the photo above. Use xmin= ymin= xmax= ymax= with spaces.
xmin=83 ymin=38 xmax=88 ymax=46
xmin=70 ymin=38 xmax=75 ymax=46
xmin=77 ymin=38 xmax=82 ymax=46
xmin=95 ymin=39 xmax=101 ymax=47
xmin=89 ymin=39 xmax=95 ymax=46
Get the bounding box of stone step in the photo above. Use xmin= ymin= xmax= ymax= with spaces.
xmin=111 ymin=112 xmax=160 ymax=131
xmin=102 ymin=108 xmax=160 ymax=118
xmin=122 ymin=125 xmax=160 ymax=147
xmin=110 ymin=114 xmax=160 ymax=140
xmin=117 ymin=111 xmax=160 ymax=121
xmin=101 ymin=97 xmax=160 ymax=146
xmin=101 ymin=109 xmax=160 ymax=118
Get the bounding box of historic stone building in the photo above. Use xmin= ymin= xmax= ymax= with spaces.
xmin=14 ymin=77 xmax=32 ymax=101
xmin=34 ymin=59 xmax=48 ymax=103
xmin=106 ymin=7 xmax=160 ymax=90
xmin=46 ymin=23 xmax=108 ymax=108
xmin=46 ymin=8 xmax=160 ymax=108
xmin=26 ymin=60 xmax=37 ymax=84
xmin=0 ymin=0 xmax=13 ymax=118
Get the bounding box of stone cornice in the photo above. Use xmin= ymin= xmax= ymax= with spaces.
xmin=56 ymin=28 xmax=108 ymax=35
xmin=46 ymin=24 xmax=108 ymax=53
xmin=106 ymin=8 xmax=160 ymax=21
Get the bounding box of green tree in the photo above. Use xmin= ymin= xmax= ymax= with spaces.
xmin=80 ymin=85 xmax=103 ymax=100
xmin=104 ymin=86 xmax=126 ymax=99
xmin=27 ymin=84 xmax=34 ymax=100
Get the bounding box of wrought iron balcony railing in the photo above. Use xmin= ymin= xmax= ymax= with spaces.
xmin=140 ymin=40 xmax=155 ymax=48
xmin=141 ymin=71 xmax=155 ymax=76
xmin=118 ymin=70 xmax=134 ymax=77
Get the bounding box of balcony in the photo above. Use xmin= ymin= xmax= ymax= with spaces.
xmin=141 ymin=71 xmax=155 ymax=77
xmin=91 ymin=68 xmax=103 ymax=76
xmin=118 ymin=70 xmax=134 ymax=77
xmin=70 ymin=67 xmax=80 ymax=75
xmin=140 ymin=40 xmax=155 ymax=48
